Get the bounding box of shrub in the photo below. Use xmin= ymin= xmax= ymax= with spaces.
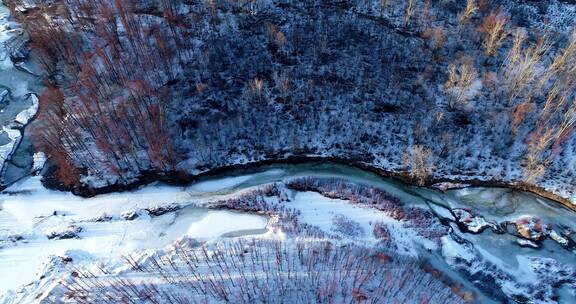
xmin=479 ymin=10 xmax=507 ymax=56
xmin=444 ymin=57 xmax=479 ymax=110
xmin=59 ymin=239 xmax=466 ymax=303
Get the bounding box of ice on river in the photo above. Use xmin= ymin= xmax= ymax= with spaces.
xmin=0 ymin=3 xmax=42 ymax=185
xmin=1 ymin=163 xmax=575 ymax=303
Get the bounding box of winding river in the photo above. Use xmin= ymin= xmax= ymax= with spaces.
xmin=0 ymin=162 xmax=575 ymax=302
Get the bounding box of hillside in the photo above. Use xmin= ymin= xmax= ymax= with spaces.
xmin=3 ymin=0 xmax=575 ymax=206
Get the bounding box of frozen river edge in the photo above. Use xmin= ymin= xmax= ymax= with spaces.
xmin=0 ymin=163 xmax=575 ymax=303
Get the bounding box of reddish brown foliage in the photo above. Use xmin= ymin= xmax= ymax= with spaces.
xmin=23 ymin=0 xmax=184 ymax=183
xmin=510 ymin=100 xmax=534 ymax=134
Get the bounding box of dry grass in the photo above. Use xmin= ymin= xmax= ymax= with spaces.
xmin=403 ymin=0 xmax=417 ymax=26
xmin=523 ymin=128 xmax=554 ymax=184
xmin=379 ymin=0 xmax=389 ymax=10
xmin=266 ymin=22 xmax=287 ymax=49
xmin=423 ymin=26 xmax=446 ymax=50
xmin=506 ymin=29 xmax=527 ymax=68
xmin=510 ymin=99 xmax=533 ymax=134
xmin=539 ymin=30 xmax=576 ymax=93
xmin=504 ymin=33 xmax=551 ymax=103
xmin=273 ymin=71 xmax=291 ymax=96
xmin=250 ymin=78 xmax=265 ymax=100
xmin=523 ymin=96 xmax=574 ymax=184
xmin=548 ymin=30 xmax=576 ymax=78
xmin=422 ymin=0 xmax=432 ymax=24
xmin=203 ymin=0 xmax=216 ymax=14
xmin=501 ymin=30 xmax=574 ymax=183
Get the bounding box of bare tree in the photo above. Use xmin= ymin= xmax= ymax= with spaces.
xmin=444 ymin=57 xmax=479 ymax=110
xmin=403 ymin=145 xmax=436 ymax=186
xmin=459 ymin=0 xmax=478 ymax=23
xmin=479 ymin=10 xmax=507 ymax=56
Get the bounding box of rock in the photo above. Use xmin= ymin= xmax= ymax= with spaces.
xmin=0 ymin=89 xmax=8 ymax=102
xmin=14 ymin=94 xmax=38 ymax=125
xmin=14 ymin=0 xmax=39 ymax=13
xmin=46 ymin=225 xmax=82 ymax=240
xmin=145 ymin=204 xmax=181 ymax=216
xmin=0 ymin=89 xmax=8 ymax=110
xmin=59 ymin=255 xmax=73 ymax=263
xmin=93 ymin=213 xmax=113 ymax=222
xmin=8 ymin=235 xmax=24 ymax=242
xmin=4 ymin=31 xmax=30 ymax=62
xmin=516 ymin=238 xmax=540 ymax=248
xmin=32 ymin=152 xmax=46 ymax=174
xmin=172 ymin=236 xmax=202 ymax=250
xmin=1 ymin=235 xmax=25 ymax=248
xmin=121 ymin=211 xmax=138 ymax=220
xmin=560 ymin=228 xmax=576 ymax=249
xmin=452 ymin=208 xmax=500 ymax=234
xmin=14 ymin=61 xmax=40 ymax=76
xmin=549 ymin=230 xmax=569 ymax=247
xmin=431 ymin=182 xmax=470 ymax=192
xmin=548 ymin=228 xmax=576 ymax=249
xmin=514 ymin=216 xmax=546 ymax=242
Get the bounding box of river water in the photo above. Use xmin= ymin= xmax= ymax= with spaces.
xmin=0 ymin=162 xmax=574 ymax=302
xmin=0 ymin=3 xmax=42 ymax=187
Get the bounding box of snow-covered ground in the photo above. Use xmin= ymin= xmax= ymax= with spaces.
xmin=1 ymin=163 xmax=574 ymax=303
xmin=0 ymin=0 xmax=573 ymax=301
xmin=0 ymin=174 xmax=273 ymax=297
xmin=288 ymin=191 xmax=437 ymax=255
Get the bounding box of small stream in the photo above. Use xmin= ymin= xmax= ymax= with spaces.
xmin=0 ymin=3 xmax=42 ymax=188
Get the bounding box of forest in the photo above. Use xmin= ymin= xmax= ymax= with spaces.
xmin=1 ymin=0 xmax=572 ymax=203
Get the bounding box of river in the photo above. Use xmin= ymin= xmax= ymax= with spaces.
xmin=0 ymin=2 xmax=42 ymax=188
xmin=0 ymin=162 xmax=574 ymax=302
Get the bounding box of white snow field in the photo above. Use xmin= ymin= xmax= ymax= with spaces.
xmin=0 ymin=174 xmax=271 ymax=297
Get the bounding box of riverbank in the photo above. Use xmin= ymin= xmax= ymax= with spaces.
xmin=47 ymin=156 xmax=576 ymax=213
